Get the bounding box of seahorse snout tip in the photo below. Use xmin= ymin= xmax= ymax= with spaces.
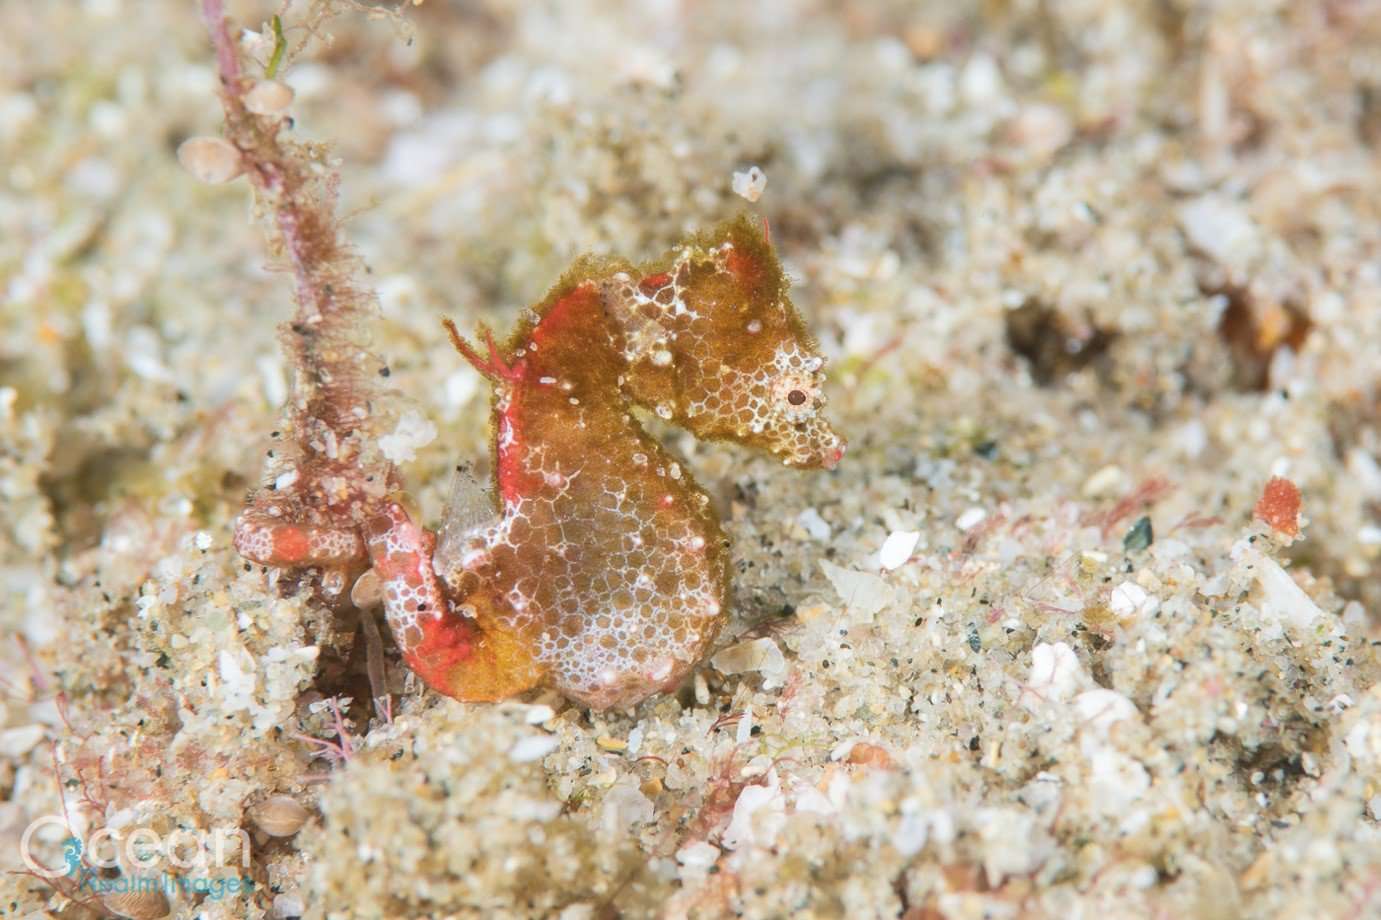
xmin=822 ymin=440 xmax=846 ymax=470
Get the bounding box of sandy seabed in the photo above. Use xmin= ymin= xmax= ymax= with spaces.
xmin=3 ymin=1 xmax=1381 ymax=918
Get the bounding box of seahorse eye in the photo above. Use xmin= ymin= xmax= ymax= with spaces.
xmin=787 ymin=389 xmax=807 ymax=406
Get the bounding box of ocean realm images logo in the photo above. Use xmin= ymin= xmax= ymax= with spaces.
xmin=19 ymin=815 xmax=254 ymax=901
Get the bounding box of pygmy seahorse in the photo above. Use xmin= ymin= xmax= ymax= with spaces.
xmin=241 ymin=215 xmax=844 ymax=710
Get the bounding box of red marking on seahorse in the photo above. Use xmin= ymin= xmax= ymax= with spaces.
xmin=364 ymin=500 xmax=480 ymax=689
xmin=267 ymin=525 xmax=309 ymax=564
xmin=639 ymin=272 xmax=671 ymax=292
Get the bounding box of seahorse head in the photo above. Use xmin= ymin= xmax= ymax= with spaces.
xmin=604 ymin=215 xmax=846 ymax=469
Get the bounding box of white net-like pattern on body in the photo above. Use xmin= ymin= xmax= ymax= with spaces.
xmin=441 ymin=398 xmax=723 ymax=708
xmin=606 ymin=243 xmax=843 ymax=466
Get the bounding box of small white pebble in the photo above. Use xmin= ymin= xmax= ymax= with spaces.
xmin=508 ymin=734 xmax=559 ymax=763
xmin=731 ymin=165 xmax=767 ymax=202
xmin=0 ymin=725 xmax=46 ymax=758
xmin=523 ymin=704 xmax=556 ymax=725
xmin=676 ymin=840 xmax=720 ymax=869
xmin=0 ymin=92 xmax=39 ymax=136
xmin=796 ymin=507 xmax=831 ymax=541
xmin=1109 ymin=581 xmax=1158 ymax=618
xmin=177 ymin=135 xmax=243 ymax=184
xmin=193 ymin=531 xmax=213 ymax=550
xmin=558 ymin=904 xmax=596 ymax=920
xmin=959 ymin=54 xmax=1004 ymax=106
xmin=1179 ymin=195 xmax=1261 ymax=267
xmin=878 ymin=530 xmax=920 ymax=570
xmin=1074 ymin=689 xmax=1139 ymax=733
xmin=1082 ymin=465 xmax=1126 ymax=498
xmin=956 ymin=508 xmax=987 ymax=531
xmin=1007 ymin=102 xmax=1071 ymax=160
xmin=244 ymin=80 xmax=294 ymax=116
xmin=1025 ymin=642 xmax=1086 ymax=705
xmin=378 ymin=409 xmax=437 ymax=464
xmin=711 ymin=637 xmax=787 ymax=689
xmin=249 ymin=795 xmax=311 ymax=837
xmin=273 ymin=893 xmax=306 ymax=919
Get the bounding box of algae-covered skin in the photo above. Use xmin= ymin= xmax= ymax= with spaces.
xmin=4 ymin=1 xmax=1381 ymax=919
xmin=271 ymin=213 xmax=844 ymax=712
xmin=406 ymin=216 xmax=842 ymax=710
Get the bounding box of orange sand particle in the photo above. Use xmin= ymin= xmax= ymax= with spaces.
xmin=1254 ymin=476 xmax=1301 ymax=537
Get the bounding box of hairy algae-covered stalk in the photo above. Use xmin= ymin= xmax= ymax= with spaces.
xmin=199 ymin=0 xmax=399 ymax=606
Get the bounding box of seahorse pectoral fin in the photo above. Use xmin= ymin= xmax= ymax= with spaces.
xmin=434 ymin=463 xmax=499 ymax=576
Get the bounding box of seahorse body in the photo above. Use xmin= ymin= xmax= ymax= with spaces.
xmin=237 ymin=215 xmax=844 ymax=710
xmin=426 ymin=278 xmax=730 ymax=708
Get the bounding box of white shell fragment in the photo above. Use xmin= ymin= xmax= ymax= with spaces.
xmin=711 ymin=637 xmax=788 ymax=689
xmin=1025 ymin=642 xmax=1087 ymax=706
xmin=731 ymin=165 xmax=767 ymax=202
xmin=1109 ymin=581 xmax=1159 ymax=619
xmin=378 ymin=409 xmax=438 ymax=463
xmin=676 ymin=840 xmax=720 ymax=869
xmin=176 ymin=135 xmax=244 ymax=184
xmin=509 ymin=733 xmax=560 ymax=763
xmin=1233 ymin=541 xmax=1323 ymax=631
xmin=101 ymin=887 xmax=171 ymax=920
xmin=796 ymin=507 xmax=831 ymax=541
xmin=820 ymin=559 xmax=892 ymax=621
xmin=878 ymin=529 xmax=920 ymax=570
xmin=721 ymin=770 xmax=785 ymax=850
xmin=1252 ymin=552 xmax=1323 ymax=630
xmin=599 ymin=778 xmax=655 ymax=832
xmin=1074 ymin=688 xmax=1139 ymax=734
xmin=1178 ymin=194 xmax=1261 ymax=267
xmin=250 ymin=795 xmax=311 ymax=837
xmin=244 ymin=79 xmax=295 ymax=116
xmin=956 ymin=507 xmax=987 ymax=531
xmin=0 ymin=724 xmax=46 ymax=757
